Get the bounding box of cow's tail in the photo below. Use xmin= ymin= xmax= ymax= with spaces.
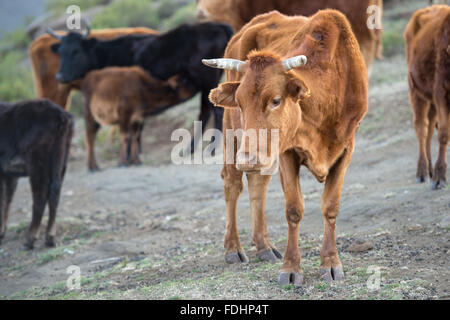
xmin=48 ymin=112 xmax=73 ymax=206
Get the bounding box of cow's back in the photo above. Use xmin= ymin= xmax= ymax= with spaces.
xmin=201 ymin=0 xmax=382 ymax=68
xmin=28 ymin=28 xmax=157 ymax=109
xmin=224 ymin=10 xmax=367 ymax=141
xmin=405 ymin=5 xmax=450 ymax=99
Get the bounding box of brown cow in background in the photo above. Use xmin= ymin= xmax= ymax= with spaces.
xmin=80 ymin=67 xmax=196 ymax=171
xmin=404 ymin=5 xmax=449 ymax=189
xmin=28 ymin=27 xmax=156 ymax=110
xmin=203 ymin=9 xmax=368 ymax=285
xmin=197 ymin=0 xmax=383 ymax=69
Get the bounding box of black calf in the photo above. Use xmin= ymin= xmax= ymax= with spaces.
xmin=0 ymin=99 xmax=73 ymax=249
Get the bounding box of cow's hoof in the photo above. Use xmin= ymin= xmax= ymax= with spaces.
xmin=430 ymin=179 xmax=447 ymax=190
xmin=22 ymin=239 xmax=35 ymax=250
xmin=416 ymin=176 xmax=426 ymax=183
xmin=225 ymin=251 xmax=249 ymax=264
xmin=257 ymin=248 xmax=283 ymax=262
xmin=278 ymin=272 xmax=303 ymax=286
xmin=319 ymin=267 xmax=345 ymax=282
xmin=88 ymin=166 xmax=100 ymax=173
xmin=45 ymin=236 xmax=56 ymax=248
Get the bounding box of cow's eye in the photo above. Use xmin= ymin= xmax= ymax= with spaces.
xmin=270 ymin=97 xmax=282 ymax=109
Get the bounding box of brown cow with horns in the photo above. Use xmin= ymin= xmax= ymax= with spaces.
xmin=202 ymin=10 xmax=368 ymax=285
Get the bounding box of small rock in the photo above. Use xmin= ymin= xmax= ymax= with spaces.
xmin=348 ymin=183 xmax=365 ymax=191
xmin=372 ymin=230 xmax=391 ymax=237
xmin=347 ymin=241 xmax=374 ymax=252
xmin=63 ymin=248 xmax=74 ymax=255
xmin=384 ymin=192 xmax=395 ymax=199
xmin=407 ymin=224 xmax=423 ymax=232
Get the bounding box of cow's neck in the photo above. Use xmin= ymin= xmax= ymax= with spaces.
xmin=90 ymin=40 xmax=138 ymax=70
xmin=286 ymin=93 xmax=351 ymax=183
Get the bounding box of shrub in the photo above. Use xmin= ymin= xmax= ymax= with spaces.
xmin=160 ymin=2 xmax=197 ymax=31
xmin=91 ymin=0 xmax=160 ymax=29
xmin=45 ymin=0 xmax=110 ymax=13
xmin=0 ymin=51 xmax=34 ymax=102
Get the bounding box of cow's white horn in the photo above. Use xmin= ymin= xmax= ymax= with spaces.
xmin=202 ymin=58 xmax=245 ymax=72
xmin=282 ymin=55 xmax=307 ymax=71
xmin=47 ymin=27 xmax=63 ymax=40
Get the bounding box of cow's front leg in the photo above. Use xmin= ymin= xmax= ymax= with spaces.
xmin=319 ymin=147 xmax=353 ymax=282
xmin=278 ymin=151 xmax=304 ymax=286
xmin=222 ymin=164 xmax=248 ymax=263
xmin=247 ymin=173 xmax=281 ymax=262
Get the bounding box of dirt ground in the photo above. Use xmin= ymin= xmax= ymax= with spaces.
xmin=0 ymin=2 xmax=449 ymax=300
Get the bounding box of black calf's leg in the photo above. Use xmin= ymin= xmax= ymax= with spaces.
xmin=0 ymin=177 xmax=18 ymax=244
xmin=24 ymin=159 xmax=51 ymax=249
xmin=45 ymin=179 xmax=61 ymax=247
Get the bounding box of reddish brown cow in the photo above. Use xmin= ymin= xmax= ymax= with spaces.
xmin=80 ymin=67 xmax=195 ymax=171
xmin=203 ymin=10 xmax=368 ymax=285
xmin=404 ymin=5 xmax=449 ymax=189
xmin=28 ymin=28 xmax=156 ymax=109
xmin=197 ymin=0 xmax=383 ymax=68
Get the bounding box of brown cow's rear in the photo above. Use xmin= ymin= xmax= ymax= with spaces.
xmin=404 ymin=5 xmax=450 ymax=189
xmin=197 ymin=0 xmax=383 ymax=68
xmin=204 ymin=10 xmax=368 ymax=285
xmin=28 ymin=28 xmax=157 ymax=109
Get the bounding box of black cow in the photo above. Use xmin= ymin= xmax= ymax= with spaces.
xmin=49 ymin=22 xmax=234 ymax=150
xmin=0 ymin=99 xmax=73 ymax=249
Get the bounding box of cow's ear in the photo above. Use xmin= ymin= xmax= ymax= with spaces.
xmin=287 ymin=75 xmax=310 ymax=102
xmin=50 ymin=43 xmax=60 ymax=54
xmin=209 ymin=82 xmax=240 ymax=108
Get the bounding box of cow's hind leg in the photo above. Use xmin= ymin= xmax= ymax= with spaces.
xmin=0 ymin=177 xmax=19 ymax=244
xmin=45 ymin=131 xmax=71 ymax=247
xmin=426 ymin=104 xmax=438 ymax=179
xmin=24 ymin=155 xmax=51 ymax=249
xmin=222 ymin=164 xmax=247 ymax=264
xmin=129 ymin=121 xmax=143 ymax=166
xmin=431 ymin=91 xmax=449 ymax=189
xmin=319 ymin=147 xmax=353 ymax=282
xmin=278 ymin=151 xmax=304 ymax=286
xmin=411 ymin=92 xmax=431 ymax=182
xmin=246 ymin=173 xmax=281 ymax=262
